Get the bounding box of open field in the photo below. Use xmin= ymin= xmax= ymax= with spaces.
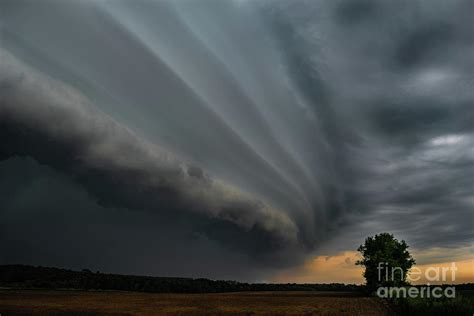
xmin=0 ymin=290 xmax=392 ymax=316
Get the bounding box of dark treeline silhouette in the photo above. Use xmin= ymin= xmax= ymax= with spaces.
xmin=0 ymin=265 xmax=363 ymax=293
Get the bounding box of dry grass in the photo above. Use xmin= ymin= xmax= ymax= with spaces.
xmin=0 ymin=289 xmax=392 ymax=315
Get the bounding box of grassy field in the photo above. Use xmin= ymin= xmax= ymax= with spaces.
xmin=0 ymin=290 xmax=392 ymax=315
xmin=392 ymin=290 xmax=474 ymax=316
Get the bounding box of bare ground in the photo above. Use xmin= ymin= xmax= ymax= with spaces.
xmin=0 ymin=290 xmax=393 ymax=316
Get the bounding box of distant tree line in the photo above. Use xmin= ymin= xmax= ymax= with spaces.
xmin=0 ymin=264 xmax=362 ymax=293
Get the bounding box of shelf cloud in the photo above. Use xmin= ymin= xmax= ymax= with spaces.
xmin=0 ymin=0 xmax=472 ymax=280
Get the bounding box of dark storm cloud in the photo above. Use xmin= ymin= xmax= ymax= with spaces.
xmin=394 ymin=21 xmax=454 ymax=69
xmin=0 ymin=0 xmax=473 ymax=279
xmin=0 ymin=49 xmax=298 ymax=255
xmin=0 ymin=156 xmax=285 ymax=281
xmin=261 ymin=0 xmax=473 ymax=252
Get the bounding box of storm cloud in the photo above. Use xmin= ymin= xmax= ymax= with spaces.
xmin=0 ymin=0 xmax=473 ymax=279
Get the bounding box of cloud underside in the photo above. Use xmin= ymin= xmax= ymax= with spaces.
xmin=0 ymin=49 xmax=299 ymax=256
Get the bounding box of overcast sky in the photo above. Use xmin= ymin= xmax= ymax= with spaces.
xmin=0 ymin=0 xmax=473 ymax=282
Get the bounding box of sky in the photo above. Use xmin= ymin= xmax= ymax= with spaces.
xmin=0 ymin=0 xmax=473 ymax=283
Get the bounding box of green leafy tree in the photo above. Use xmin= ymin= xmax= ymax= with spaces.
xmin=356 ymin=233 xmax=415 ymax=293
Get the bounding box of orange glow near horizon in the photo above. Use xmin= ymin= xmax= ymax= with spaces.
xmin=270 ymin=250 xmax=474 ymax=285
xmin=270 ymin=251 xmax=364 ymax=284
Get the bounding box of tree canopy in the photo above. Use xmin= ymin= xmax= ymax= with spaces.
xmin=356 ymin=233 xmax=415 ymax=293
